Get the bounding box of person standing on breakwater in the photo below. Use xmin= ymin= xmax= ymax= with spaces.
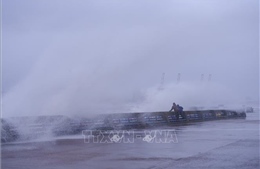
xmin=177 ymin=104 xmax=185 ymax=119
xmin=169 ymin=102 xmax=185 ymax=120
xmin=169 ymin=102 xmax=179 ymax=120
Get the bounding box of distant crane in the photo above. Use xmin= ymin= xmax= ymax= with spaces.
xmin=208 ymin=74 xmax=212 ymax=82
xmin=200 ymin=74 xmax=204 ymax=83
xmin=158 ymin=73 xmax=165 ymax=91
xmin=177 ymin=73 xmax=181 ymax=84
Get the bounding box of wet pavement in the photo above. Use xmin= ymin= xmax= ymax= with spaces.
xmin=2 ymin=113 xmax=259 ymax=169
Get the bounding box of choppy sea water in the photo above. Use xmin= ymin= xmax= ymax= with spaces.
xmin=2 ymin=110 xmax=259 ymax=169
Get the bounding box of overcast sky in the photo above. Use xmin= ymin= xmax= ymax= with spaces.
xmin=2 ymin=0 xmax=259 ymax=117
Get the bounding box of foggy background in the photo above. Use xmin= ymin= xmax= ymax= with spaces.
xmin=2 ymin=0 xmax=259 ymax=117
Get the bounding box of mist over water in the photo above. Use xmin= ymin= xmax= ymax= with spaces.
xmin=2 ymin=34 xmax=257 ymax=117
xmin=131 ymin=82 xmax=246 ymax=112
xmin=3 ymin=35 xmax=256 ymax=118
xmin=3 ymin=61 xmax=246 ymax=118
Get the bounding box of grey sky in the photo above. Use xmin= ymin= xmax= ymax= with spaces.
xmin=2 ymin=0 xmax=259 ymax=117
